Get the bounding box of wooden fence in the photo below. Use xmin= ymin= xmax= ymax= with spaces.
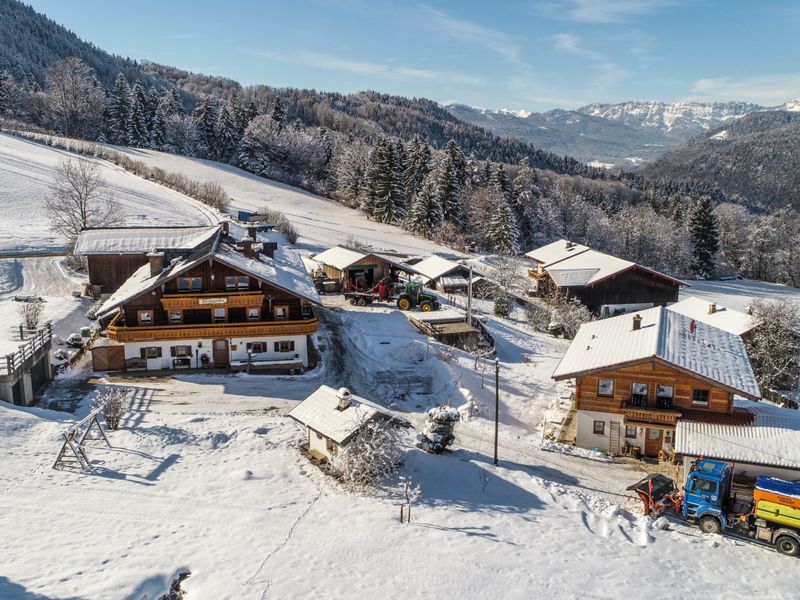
xmin=1 ymin=322 xmax=52 ymax=377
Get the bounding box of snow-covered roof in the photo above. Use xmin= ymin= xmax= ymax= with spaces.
xmin=312 ymin=246 xmax=369 ymax=271
xmin=74 ymin=226 xmax=219 ymax=255
xmin=97 ymin=241 xmax=320 ymax=318
xmin=412 ymin=255 xmax=469 ymax=282
xmin=288 ymin=385 xmax=384 ymax=444
xmin=525 ymin=239 xmax=590 ymax=267
xmin=552 ymin=306 xmax=761 ymax=399
xmin=667 ymin=296 xmax=754 ymax=336
xmin=546 ymin=249 xmax=686 ymax=288
xmin=676 ymin=399 xmax=800 ymax=470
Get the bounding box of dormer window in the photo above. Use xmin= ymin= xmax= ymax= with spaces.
xmin=225 ymin=275 xmax=249 ymax=290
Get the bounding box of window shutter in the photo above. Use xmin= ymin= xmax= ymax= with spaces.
xmin=140 ymin=348 xmax=146 ymax=359
xmin=274 ymin=341 xmax=279 ymax=352
xmin=157 ymin=347 xmax=163 ymax=358
xmin=170 ymin=346 xmax=176 ymax=357
xmin=289 ymin=341 xmax=295 ymax=351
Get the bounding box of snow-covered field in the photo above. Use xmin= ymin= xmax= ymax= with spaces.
xmin=110 ymin=146 xmax=456 ymax=256
xmin=0 ymin=133 xmax=219 ymax=253
xmin=681 ymin=278 xmax=800 ymax=312
xmin=4 ymin=135 xmax=800 ymax=598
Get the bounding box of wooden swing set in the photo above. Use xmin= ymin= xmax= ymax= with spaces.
xmin=53 ymin=406 xmax=110 ymax=471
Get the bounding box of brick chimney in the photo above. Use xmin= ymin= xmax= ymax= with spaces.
xmin=260 ymin=242 xmax=277 ymax=258
xmin=241 ymin=240 xmax=255 ymax=258
xmin=336 ymin=387 xmax=352 ymax=411
xmin=632 ymin=313 xmax=642 ymax=331
xmin=147 ymin=252 xmax=165 ymax=277
xmin=247 ymin=226 xmax=258 ymax=240
xmin=221 ymin=220 xmax=230 ymax=235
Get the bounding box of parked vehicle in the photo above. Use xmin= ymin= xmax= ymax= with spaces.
xmin=630 ymin=458 xmax=800 ymax=556
xmin=396 ymin=282 xmax=441 ymax=312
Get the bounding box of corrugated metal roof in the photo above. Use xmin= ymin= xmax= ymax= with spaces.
xmin=667 ymin=296 xmax=754 ymax=336
xmin=74 ymin=226 xmax=220 ymax=255
xmin=552 ymin=306 xmax=760 ymax=399
xmin=312 ymin=246 xmax=368 ymax=271
xmin=288 ymin=385 xmax=381 ymax=444
xmin=547 ymin=268 xmax=600 ymax=287
xmin=676 ymin=399 xmax=800 ymax=470
xmin=525 ymin=239 xmax=590 ymax=266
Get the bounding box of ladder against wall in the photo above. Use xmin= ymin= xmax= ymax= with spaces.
xmin=609 ymin=421 xmax=621 ymax=456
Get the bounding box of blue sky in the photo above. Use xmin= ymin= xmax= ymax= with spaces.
xmin=26 ymin=0 xmax=800 ymax=111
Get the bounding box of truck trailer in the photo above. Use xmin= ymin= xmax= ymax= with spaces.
xmin=629 ymin=458 xmax=800 ymax=556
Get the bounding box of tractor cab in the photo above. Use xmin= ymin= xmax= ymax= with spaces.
xmin=683 ymin=459 xmax=732 ymax=530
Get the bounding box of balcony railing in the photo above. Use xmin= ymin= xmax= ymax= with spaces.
xmin=107 ymin=313 xmax=319 ymax=342
xmin=623 ymin=397 xmax=681 ymax=425
xmin=161 ymin=291 xmax=265 ymax=310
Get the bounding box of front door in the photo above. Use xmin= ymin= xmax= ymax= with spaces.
xmin=212 ymin=339 xmax=229 ymax=367
xmin=644 ymin=428 xmax=663 ymax=456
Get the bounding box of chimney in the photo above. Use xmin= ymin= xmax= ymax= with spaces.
xmin=708 ymin=303 xmax=717 ymax=314
xmin=242 ymin=240 xmax=255 ymax=258
xmin=147 ymin=252 xmax=165 ymax=277
xmin=336 ymin=387 xmax=352 ymax=411
xmin=260 ymin=242 xmax=278 ymax=259
xmin=248 ymin=226 xmax=258 ymax=240
xmin=632 ymin=313 xmax=642 ymax=331
xmin=221 ymin=220 xmax=230 ymax=235
xmin=565 ymin=240 xmax=574 ymax=249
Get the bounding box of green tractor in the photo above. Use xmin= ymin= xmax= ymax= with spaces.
xmin=396 ymin=282 xmax=441 ymax=312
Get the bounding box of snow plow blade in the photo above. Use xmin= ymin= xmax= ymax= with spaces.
xmin=627 ymin=474 xmax=677 ymax=515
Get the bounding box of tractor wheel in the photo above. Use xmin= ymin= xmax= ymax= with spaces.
xmin=698 ymin=515 xmax=722 ymax=535
xmin=397 ymin=295 xmax=412 ymax=311
xmin=432 ymin=301 xmax=441 ymax=311
xmin=349 ymin=298 xmax=356 ymax=305
xmin=420 ymin=301 xmax=433 ymax=312
xmin=776 ymin=535 xmax=800 ymax=556
xmin=357 ymin=297 xmax=367 ymax=306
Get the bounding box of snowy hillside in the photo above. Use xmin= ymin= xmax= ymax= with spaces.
xmin=110 ymin=146 xmax=456 ymax=256
xmin=0 ymin=133 xmax=219 ymax=253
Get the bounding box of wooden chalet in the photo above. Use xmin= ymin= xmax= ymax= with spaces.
xmin=552 ymin=307 xmax=761 ymax=459
xmin=526 ymin=240 xmax=686 ymax=316
xmin=91 ymin=222 xmax=320 ymax=373
xmin=311 ymin=245 xmax=419 ymax=292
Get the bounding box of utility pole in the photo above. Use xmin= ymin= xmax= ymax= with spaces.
xmin=467 ymin=265 xmax=473 ymax=326
xmin=494 ymin=357 xmax=499 ymax=465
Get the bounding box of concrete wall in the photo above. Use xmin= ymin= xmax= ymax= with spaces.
xmin=122 ymin=334 xmax=309 ymax=370
xmin=308 ymin=427 xmax=338 ymax=460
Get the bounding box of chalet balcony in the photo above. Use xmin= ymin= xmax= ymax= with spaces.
xmin=623 ymin=397 xmax=682 ymax=426
xmin=106 ymin=312 xmax=319 ymax=342
xmin=161 ymin=291 xmax=265 ymax=310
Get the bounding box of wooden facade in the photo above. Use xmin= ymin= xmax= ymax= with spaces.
xmin=87 ymin=254 xmax=149 ymax=293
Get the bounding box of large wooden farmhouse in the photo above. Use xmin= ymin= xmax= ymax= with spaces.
xmin=526 ymin=239 xmax=686 ymax=316
xmin=552 ymin=306 xmax=761 ymax=459
xmin=90 ymin=222 xmax=320 ymax=373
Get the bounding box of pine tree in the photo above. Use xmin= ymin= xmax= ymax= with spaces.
xmin=689 ymin=195 xmax=719 ymax=278
xmin=668 ymin=194 xmax=685 ymax=225
xmin=493 ymin=164 xmax=513 ymax=203
xmin=193 ymin=98 xmax=218 ymax=159
xmin=270 ymin=97 xmax=285 ymax=128
xmin=106 ymin=73 xmax=131 ymax=145
xmin=363 ymin=137 xmax=406 ymax=224
xmin=406 ymin=178 xmax=443 ymax=238
xmin=434 ymin=142 xmax=466 ymax=228
xmin=216 ymin=102 xmax=240 ymax=162
xmin=403 ymin=135 xmax=432 ymax=199
xmin=162 ymin=89 xmax=183 ymax=116
xmin=0 ymin=71 xmax=12 ymax=115
xmin=486 ymin=186 xmax=520 ymax=255
xmin=150 ymin=103 xmax=166 ymax=149
xmin=128 ymin=82 xmax=149 ymax=147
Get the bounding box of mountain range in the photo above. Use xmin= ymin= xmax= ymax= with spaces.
xmin=447 ymin=100 xmax=799 ymax=169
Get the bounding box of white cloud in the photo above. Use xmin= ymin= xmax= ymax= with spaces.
xmin=552 ymin=33 xmax=603 ymax=60
xmin=543 ymin=0 xmax=674 ymax=23
xmin=251 ymin=50 xmax=484 ymax=85
xmin=686 ymin=73 xmax=800 ymax=105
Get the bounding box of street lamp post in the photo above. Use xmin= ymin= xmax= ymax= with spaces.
xmin=494 ymin=357 xmax=499 ymax=466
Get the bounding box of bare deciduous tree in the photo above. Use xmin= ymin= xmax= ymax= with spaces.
xmin=94 ymin=387 xmax=129 ymax=430
xmin=745 ymin=299 xmax=800 ymax=392
xmin=331 ymin=416 xmax=403 ymax=488
xmin=17 ymin=300 xmax=44 ymax=330
xmin=44 ymin=57 xmax=105 ymax=138
xmin=46 ymin=158 xmax=122 ymax=245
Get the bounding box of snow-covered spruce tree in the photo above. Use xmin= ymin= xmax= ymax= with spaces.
xmin=485 ymin=187 xmax=520 ymax=255
xmin=0 ymin=71 xmax=12 ymax=115
xmin=403 ymin=135 xmax=432 ymax=199
xmin=106 ymin=73 xmax=131 ymax=145
xmin=127 ymin=81 xmax=149 ymax=147
xmin=270 ymin=96 xmax=286 ymax=127
xmin=332 ymin=139 xmax=370 ymax=208
xmin=330 ymin=417 xmax=403 ymax=488
xmin=362 ymin=136 xmax=406 ymax=223
xmin=216 ymin=102 xmax=240 ymax=162
xmin=435 ymin=140 xmax=466 ymax=228
xmin=745 ymin=299 xmax=800 ymax=392
xmin=406 ymin=177 xmax=443 ymax=238
xmin=192 ymin=97 xmax=218 ymax=159
xmin=689 ymin=195 xmax=719 ymax=279
xmin=149 ymin=103 xmax=167 ymax=149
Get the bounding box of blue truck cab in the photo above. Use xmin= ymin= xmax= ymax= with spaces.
xmin=682 ymin=458 xmax=732 ymax=534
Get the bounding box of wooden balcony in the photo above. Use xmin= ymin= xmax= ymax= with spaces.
xmin=624 ymin=405 xmax=682 ymax=426
xmin=161 ymin=291 xmax=265 ymax=310
xmin=107 ymin=314 xmax=319 ymax=342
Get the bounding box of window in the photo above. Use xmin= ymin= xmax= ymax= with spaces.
xmin=597 ymin=379 xmax=614 ymax=397
xmin=593 ymin=420 xmax=605 ymax=435
xmin=246 ymin=342 xmax=266 ymax=353
xmin=247 ymin=307 xmax=260 ymax=321
xmin=692 ymin=389 xmax=710 ymax=407
xmin=625 ymin=425 xmax=638 ymax=439
xmin=689 ymin=478 xmax=717 ymax=495
xmin=657 ymin=385 xmax=674 ymax=409
xmin=274 ymin=340 xmax=296 ymax=353
xmin=178 ymin=277 xmax=202 ymax=292
xmin=631 ymin=383 xmax=648 ymax=406
xmin=301 ymin=303 xmax=313 ymax=318
xmin=170 ymin=345 xmax=192 ymax=357
xmin=213 ymin=308 xmax=227 ymax=322
xmin=168 ymin=310 xmax=183 ymax=323
xmin=137 ymin=310 xmax=153 ymax=324
xmin=140 ymin=346 xmax=162 ymax=359
xmin=225 ymin=275 xmax=249 ymax=290
xmin=274 ymin=305 xmax=289 ymax=320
